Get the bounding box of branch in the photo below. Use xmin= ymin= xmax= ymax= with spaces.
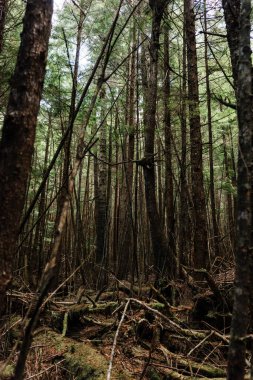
xmin=106 ymin=300 xmax=130 ymax=380
xmin=213 ymin=94 xmax=237 ymax=110
xmin=70 ymin=0 xmax=87 ymax=17
xmin=199 ymin=30 xmax=227 ymax=38
xmin=207 ymin=41 xmax=234 ymax=90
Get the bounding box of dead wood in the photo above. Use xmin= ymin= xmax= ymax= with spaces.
xmin=2 ymin=285 xmax=233 ymax=380
xmin=159 ymin=344 xmax=226 ymax=378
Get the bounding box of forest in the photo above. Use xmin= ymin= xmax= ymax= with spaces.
xmin=0 ymin=0 xmax=252 ymax=379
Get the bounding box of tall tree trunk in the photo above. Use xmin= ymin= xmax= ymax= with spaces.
xmin=141 ymin=0 xmax=171 ymax=276
xmin=178 ymin=16 xmax=190 ymax=268
xmin=223 ymin=132 xmax=235 ymax=255
xmin=31 ymin=116 xmax=51 ymax=285
xmin=204 ymin=0 xmax=220 ymax=258
xmin=0 ymin=0 xmax=53 ymax=313
xmin=53 ymin=1 xmax=85 ymax=286
xmin=222 ymin=0 xmax=240 ymax=89
xmin=222 ymin=0 xmax=239 ymax=258
xmin=227 ymin=1 xmax=253 ymax=378
xmin=185 ymin=0 xmax=208 ymax=270
xmin=163 ymin=22 xmax=176 ymax=267
xmin=94 ymin=88 xmax=108 ymax=286
xmin=117 ymin=22 xmax=136 ymax=279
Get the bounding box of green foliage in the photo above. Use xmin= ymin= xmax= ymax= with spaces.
xmin=0 ymin=0 xmax=25 ymax=111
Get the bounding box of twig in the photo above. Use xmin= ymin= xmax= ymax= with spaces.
xmin=106 ymin=299 xmax=130 ymax=380
xmin=95 ymin=285 xmax=107 ymax=302
xmin=42 ymin=262 xmax=84 ymax=307
xmin=26 ymin=359 xmax=65 ymax=379
xmin=70 ymin=0 xmax=87 ymax=16
xmin=0 ymin=318 xmax=22 ymax=339
xmin=85 ymin=294 xmax=97 ymax=308
xmin=187 ymin=331 xmax=214 ymax=356
xmin=139 ymin=347 xmax=153 ymax=380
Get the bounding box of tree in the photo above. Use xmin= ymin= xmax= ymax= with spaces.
xmin=227 ymin=1 xmax=253 ymax=378
xmin=94 ymin=87 xmax=109 ymax=285
xmin=117 ymin=20 xmax=137 ymax=279
xmin=203 ymin=0 xmax=220 ymax=258
xmin=163 ymin=20 xmax=176 ymax=266
xmin=141 ymin=0 xmax=172 ymax=276
xmin=52 ymin=0 xmax=86 ymax=288
xmin=0 ymin=0 xmax=53 ymax=313
xmin=222 ymin=0 xmax=240 ymax=89
xmin=178 ymin=8 xmax=190 ymax=268
xmin=185 ymin=0 xmax=208 ymax=270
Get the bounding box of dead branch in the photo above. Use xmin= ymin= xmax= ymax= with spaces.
xmin=107 ymin=299 xmax=130 ymax=380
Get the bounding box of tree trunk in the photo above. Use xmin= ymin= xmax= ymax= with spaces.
xmin=53 ymin=1 xmax=85 ymax=287
xmin=94 ymin=88 xmax=108 ymax=286
xmin=163 ymin=22 xmax=176 ymax=269
xmin=227 ymin=1 xmax=253 ymax=379
xmin=185 ymin=0 xmax=208 ymax=270
xmin=221 ymin=0 xmax=240 ymax=258
xmin=222 ymin=0 xmax=240 ymax=89
xmin=31 ymin=116 xmax=51 ymax=285
xmin=142 ymin=0 xmax=171 ymax=275
xmin=178 ymin=15 xmax=190 ymax=269
xmin=117 ymin=22 xmax=136 ymax=279
xmin=0 ymin=0 xmax=53 ymax=312
xmin=204 ymin=0 xmax=220 ymax=259
xmin=223 ymin=132 xmax=235 ymax=255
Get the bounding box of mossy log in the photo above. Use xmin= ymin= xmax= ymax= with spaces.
xmin=159 ymin=345 xmax=226 ymax=378
xmin=34 ymin=329 xmax=133 ymax=380
xmin=47 ymin=301 xmax=118 ymax=331
xmin=0 ymin=328 xmax=133 ymax=379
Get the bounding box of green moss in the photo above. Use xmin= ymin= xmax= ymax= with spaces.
xmin=149 ymin=302 xmax=165 ymax=311
xmin=0 ymin=364 xmax=14 ymax=378
xmin=34 ymin=329 xmax=134 ymax=380
xmin=68 ymin=301 xmax=118 ymax=317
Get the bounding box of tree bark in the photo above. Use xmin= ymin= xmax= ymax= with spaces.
xmin=94 ymin=88 xmax=108 ymax=286
xmin=185 ymin=0 xmax=208 ymax=270
xmin=53 ymin=1 xmax=85 ymax=287
xmin=222 ymin=0 xmax=240 ymax=89
xmin=221 ymin=0 xmax=240 ymax=258
xmin=178 ymin=15 xmax=190 ymax=269
xmin=117 ymin=22 xmax=136 ymax=279
xmin=142 ymin=0 xmax=171 ymax=275
xmin=31 ymin=116 xmax=51 ymax=285
xmin=0 ymin=0 xmax=53 ymax=313
xmin=227 ymin=1 xmax=253 ymax=379
xmin=204 ymin=0 xmax=220 ymax=259
xmin=163 ymin=22 xmax=176 ymax=267
xmin=223 ymin=132 xmax=235 ymax=255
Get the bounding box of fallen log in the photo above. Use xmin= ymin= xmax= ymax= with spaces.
xmin=1 ymin=329 xmax=134 ymax=380
xmin=159 ymin=344 xmax=226 ymax=378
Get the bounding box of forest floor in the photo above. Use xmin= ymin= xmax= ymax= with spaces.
xmin=0 ymin=266 xmax=244 ymax=380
